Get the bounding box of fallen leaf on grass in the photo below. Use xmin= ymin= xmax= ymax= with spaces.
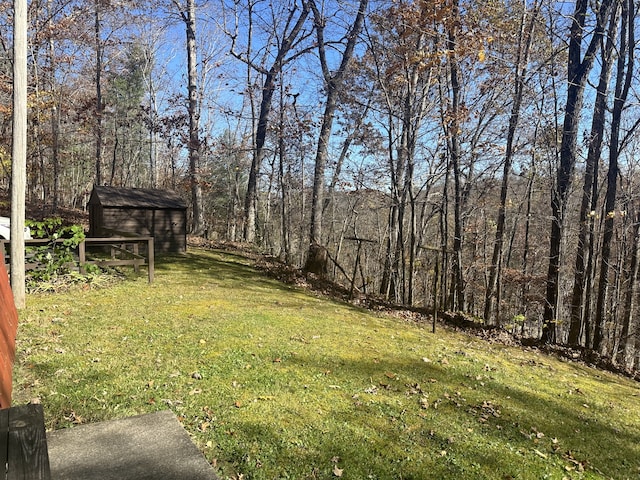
xmin=563 ymin=451 xmax=586 ymax=472
xmin=534 ymin=449 xmax=548 ymax=459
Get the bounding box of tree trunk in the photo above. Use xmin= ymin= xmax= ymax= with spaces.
xmin=278 ymin=87 xmax=290 ymax=260
xmin=542 ymin=0 xmax=613 ymax=343
xmin=519 ymin=153 xmax=536 ymax=334
xmin=50 ymin=8 xmax=61 ymax=212
xmin=594 ymin=0 xmax=632 ymax=353
xmin=238 ymin=3 xmax=310 ymax=243
xmin=484 ymin=2 xmax=539 ymax=324
xmin=243 ymin=67 xmax=278 ymax=243
xmin=95 ymin=2 xmax=104 ymax=186
xmin=446 ymin=1 xmax=465 ymax=311
xmin=619 ymin=209 xmax=640 ymax=365
xmin=568 ymin=5 xmax=618 ymax=346
xmin=306 ymin=0 xmax=368 ymax=266
xmin=183 ymin=0 xmax=205 ymax=235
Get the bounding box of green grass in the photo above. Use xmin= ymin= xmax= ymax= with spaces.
xmin=13 ymin=248 xmax=640 ymax=479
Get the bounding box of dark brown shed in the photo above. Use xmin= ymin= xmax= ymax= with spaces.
xmin=88 ymin=186 xmax=187 ymax=253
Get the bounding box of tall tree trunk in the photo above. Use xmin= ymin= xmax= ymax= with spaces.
xmin=440 ymin=160 xmax=451 ymax=310
xmin=519 ymin=153 xmax=536 ymax=333
xmin=446 ymin=0 xmax=465 ymax=311
xmin=305 ymin=0 xmax=368 ymax=272
xmin=243 ymin=68 xmax=277 ymax=243
xmin=618 ymin=208 xmax=640 ymax=365
xmin=380 ymin=108 xmax=403 ymax=300
xmin=594 ymin=0 xmax=633 ymax=353
xmin=174 ymin=0 xmax=205 ymax=235
xmin=238 ymin=3 xmax=310 ymax=243
xmin=403 ymin=31 xmax=432 ymax=305
xmin=542 ymin=0 xmax=613 ymax=343
xmin=567 ymin=6 xmax=618 ymax=345
xmin=49 ymin=3 xmax=61 ymax=212
xmin=95 ymin=2 xmax=104 ymax=186
xmin=278 ymin=85 xmax=290 ymax=260
xmin=484 ymin=2 xmax=539 ymax=324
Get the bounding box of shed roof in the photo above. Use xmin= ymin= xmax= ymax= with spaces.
xmin=90 ymin=186 xmax=187 ymax=210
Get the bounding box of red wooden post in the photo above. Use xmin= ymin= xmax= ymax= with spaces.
xmin=0 ymin=259 xmax=17 ymax=408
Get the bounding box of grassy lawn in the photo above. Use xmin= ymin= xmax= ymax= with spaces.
xmin=13 ymin=248 xmax=640 ymax=479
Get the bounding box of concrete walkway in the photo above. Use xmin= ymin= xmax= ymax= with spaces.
xmin=46 ymin=410 xmax=218 ymax=480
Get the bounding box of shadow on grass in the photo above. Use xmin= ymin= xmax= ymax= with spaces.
xmin=154 ymin=251 xmax=355 ymax=311
xmin=155 ymin=252 xmax=295 ymax=293
xmin=155 ymin=250 xmax=639 ymax=477
xmin=24 ymin=359 xmax=119 ymax=427
xmin=279 ymin=351 xmax=640 ymax=479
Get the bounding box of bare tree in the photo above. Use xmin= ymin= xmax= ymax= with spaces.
xmin=484 ymin=1 xmax=540 ymax=324
xmin=594 ymin=0 xmax=636 ymax=353
xmin=95 ymin=0 xmax=104 ymax=186
xmin=226 ymin=0 xmax=312 ymax=243
xmin=542 ymin=0 xmax=614 ymax=343
xmin=305 ymin=0 xmax=369 ymax=274
xmin=567 ymin=2 xmax=620 ymax=346
xmin=174 ymin=0 xmax=205 ymax=234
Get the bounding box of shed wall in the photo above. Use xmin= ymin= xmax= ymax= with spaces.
xmin=98 ymin=207 xmax=186 ymax=253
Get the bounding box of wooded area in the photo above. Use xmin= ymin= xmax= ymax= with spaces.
xmin=2 ymin=0 xmax=640 ymax=366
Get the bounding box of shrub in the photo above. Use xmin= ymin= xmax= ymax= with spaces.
xmin=25 ymin=218 xmax=85 ymax=287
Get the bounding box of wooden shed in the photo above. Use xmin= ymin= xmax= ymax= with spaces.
xmin=88 ymin=186 xmax=187 ymax=253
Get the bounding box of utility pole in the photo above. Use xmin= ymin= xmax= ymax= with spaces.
xmin=10 ymin=0 xmax=28 ymax=308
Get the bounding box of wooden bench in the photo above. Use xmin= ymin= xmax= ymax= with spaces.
xmin=0 ymin=404 xmax=51 ymax=479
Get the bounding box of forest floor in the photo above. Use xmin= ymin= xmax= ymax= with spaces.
xmin=0 ymin=195 xmax=89 ymax=228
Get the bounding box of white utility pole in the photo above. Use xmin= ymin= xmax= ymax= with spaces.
xmin=11 ymin=0 xmax=27 ymax=308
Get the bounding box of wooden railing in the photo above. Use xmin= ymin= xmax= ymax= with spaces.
xmin=1 ymin=236 xmax=154 ymax=283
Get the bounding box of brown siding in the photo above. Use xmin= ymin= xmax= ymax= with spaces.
xmin=99 ymin=207 xmax=186 ymax=253
xmin=88 ymin=204 xmax=103 ymax=237
xmin=102 ymin=208 xmax=152 ymax=236
xmin=152 ymin=209 xmax=187 ymax=253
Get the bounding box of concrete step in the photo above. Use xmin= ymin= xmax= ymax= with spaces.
xmin=46 ymin=410 xmax=218 ymax=480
